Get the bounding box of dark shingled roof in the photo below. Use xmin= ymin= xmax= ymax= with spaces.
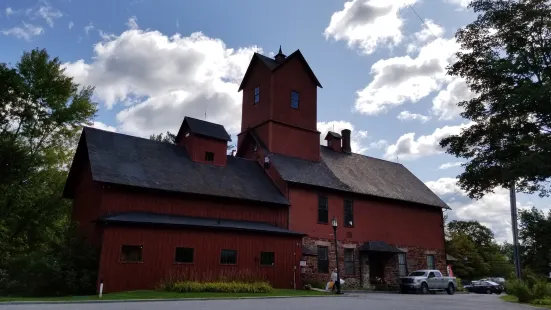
xmin=238 ymin=50 xmax=322 ymax=91
xmin=325 ymin=131 xmax=342 ymax=140
xmin=100 ymin=212 xmax=305 ymax=236
xmin=75 ymin=127 xmax=289 ymax=205
xmin=176 ymin=116 xmax=232 ymax=142
xmin=358 ymin=241 xmax=404 ymax=253
xmin=268 ymin=146 xmax=449 ymax=209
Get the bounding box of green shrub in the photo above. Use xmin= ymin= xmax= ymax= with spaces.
xmin=161 ymin=281 xmax=274 ymax=293
xmin=531 ymin=281 xmax=551 ymax=300
xmin=302 ymin=279 xmax=325 ymax=290
xmin=506 ymin=279 xmax=533 ymax=303
xmin=533 ymin=298 xmax=551 ymax=306
xmin=455 ymin=278 xmax=465 ymax=292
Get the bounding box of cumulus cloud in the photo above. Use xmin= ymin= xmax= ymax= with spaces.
xmin=355 ymin=36 xmax=459 ymax=115
xmin=426 ymin=177 xmax=532 ymax=242
xmin=90 ymin=121 xmax=117 ymax=132
xmin=1 ymin=22 xmax=44 ymax=40
xmin=62 ymin=27 xmax=261 ymax=138
xmin=324 ymin=0 xmax=418 ymax=55
xmin=432 ymin=77 xmax=475 ymax=120
xmin=414 ymin=19 xmax=445 ymax=43
xmin=438 ymin=161 xmax=464 ymax=170
xmin=397 ymin=110 xmax=431 ymax=123
xmin=445 ymin=0 xmax=471 ymax=10
xmin=317 ymin=120 xmax=373 ymax=154
xmin=384 ymin=122 xmax=474 ymax=160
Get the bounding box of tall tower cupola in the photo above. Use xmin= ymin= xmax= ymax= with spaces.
xmin=274 ymin=45 xmax=286 ymax=63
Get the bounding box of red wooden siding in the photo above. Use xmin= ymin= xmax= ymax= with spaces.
xmin=179 ymin=134 xmax=228 ymax=166
xmin=71 ymin=160 xmax=103 ymax=246
xmin=98 ymin=226 xmax=302 ymax=292
xmin=288 ymin=187 xmax=445 ymax=250
xmin=100 ymin=187 xmax=289 ymax=228
xmin=240 ymin=62 xmax=272 ymax=132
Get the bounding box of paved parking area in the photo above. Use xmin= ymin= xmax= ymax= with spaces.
xmin=0 ymin=293 xmax=537 ymax=310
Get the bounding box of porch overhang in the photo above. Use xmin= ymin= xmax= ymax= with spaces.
xmin=302 ymin=245 xmax=318 ymax=256
xmin=358 ymin=241 xmax=404 ymax=253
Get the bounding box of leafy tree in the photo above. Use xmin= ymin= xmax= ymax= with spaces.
xmin=447 ymin=220 xmax=495 ymax=247
xmin=440 ymin=0 xmax=551 ymax=199
xmin=0 ymin=48 xmax=98 ymax=296
xmin=150 ymin=131 xmax=177 ymax=144
xmin=446 ymin=220 xmax=513 ymax=279
xmin=518 ymin=207 xmax=551 ymax=276
xmin=446 ymin=232 xmax=489 ymax=279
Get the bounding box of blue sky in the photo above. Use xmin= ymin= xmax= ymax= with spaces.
xmin=1 ymin=0 xmax=549 ymax=241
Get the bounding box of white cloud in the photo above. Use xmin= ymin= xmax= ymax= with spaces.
xmin=413 ymin=19 xmax=445 ymax=43
xmin=1 ymin=22 xmax=44 ymax=40
xmin=68 ymin=21 xmax=74 ymax=29
xmin=324 ymin=0 xmax=418 ymax=55
xmin=176 ymin=20 xmax=179 ymax=28
xmin=62 ymin=29 xmax=261 ymax=138
xmin=438 ymin=161 xmax=464 ymax=170
xmin=445 ymin=0 xmax=471 ymax=10
xmin=355 ymin=36 xmax=459 ymax=115
xmin=90 ymin=121 xmax=117 ymax=132
xmin=369 ymin=139 xmax=388 ymax=150
xmin=384 ymin=122 xmax=474 ymax=160
xmin=426 ymin=177 xmax=531 ymax=242
xmin=84 ymin=22 xmax=94 ymax=35
xmin=126 ymin=16 xmax=138 ymax=30
xmin=5 ymin=7 xmax=15 ymax=16
xmin=34 ymin=1 xmax=62 ymax=27
xmin=397 ymin=110 xmax=431 ymax=123
xmin=432 ymin=77 xmax=475 ymax=120
xmin=317 ymin=120 xmax=370 ymax=154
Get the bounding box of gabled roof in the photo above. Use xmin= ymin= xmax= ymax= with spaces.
xmin=175 ymin=116 xmax=232 ymax=143
xmin=268 ymin=146 xmax=450 ymax=209
xmin=238 ymin=49 xmax=323 ymax=91
xmin=99 ymin=212 xmax=304 ymax=236
xmin=325 ymin=131 xmax=342 ymax=140
xmin=64 ymin=127 xmax=289 ymax=206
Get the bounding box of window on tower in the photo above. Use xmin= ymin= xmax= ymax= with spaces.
xmin=290 ymin=91 xmax=299 ymax=109
xmin=254 ymin=86 xmax=260 ymax=104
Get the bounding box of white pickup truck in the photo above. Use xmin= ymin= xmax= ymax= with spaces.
xmin=399 ymin=269 xmax=457 ymax=295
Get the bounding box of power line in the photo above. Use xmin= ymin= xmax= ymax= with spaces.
xmin=408 ymin=4 xmax=442 ymax=43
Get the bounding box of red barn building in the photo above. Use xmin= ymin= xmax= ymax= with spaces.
xmin=64 ymin=47 xmax=450 ymax=293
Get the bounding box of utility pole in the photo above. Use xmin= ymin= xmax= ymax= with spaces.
xmin=510 ymin=181 xmax=522 ymax=279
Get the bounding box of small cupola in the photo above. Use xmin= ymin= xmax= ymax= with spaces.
xmin=324 ymin=131 xmax=342 ymax=152
xmin=274 ymin=45 xmax=286 ymax=63
xmin=175 ymin=117 xmax=232 ymax=166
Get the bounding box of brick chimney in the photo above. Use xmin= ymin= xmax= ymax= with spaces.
xmin=324 ymin=131 xmax=342 ymax=152
xmin=341 ymin=129 xmax=351 ymax=154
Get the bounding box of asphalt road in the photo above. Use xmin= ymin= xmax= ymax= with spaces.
xmin=0 ymin=293 xmax=538 ymax=310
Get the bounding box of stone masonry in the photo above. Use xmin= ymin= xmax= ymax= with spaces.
xmin=301 ymin=237 xmax=446 ymax=290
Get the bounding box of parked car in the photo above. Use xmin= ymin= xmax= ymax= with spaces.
xmin=400 ymin=269 xmax=457 ymax=295
xmin=465 ymin=280 xmax=503 ymax=294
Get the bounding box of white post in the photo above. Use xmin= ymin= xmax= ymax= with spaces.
xmin=99 ymin=280 xmax=104 ymax=298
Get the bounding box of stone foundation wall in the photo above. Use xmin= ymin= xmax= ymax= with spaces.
xmin=300 ymin=237 xmax=446 ymax=290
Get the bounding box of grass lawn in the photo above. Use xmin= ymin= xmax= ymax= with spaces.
xmin=0 ymin=289 xmax=329 ymax=302
xmin=500 ymin=295 xmax=551 ymax=309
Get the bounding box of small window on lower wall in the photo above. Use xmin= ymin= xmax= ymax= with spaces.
xmin=260 ymin=252 xmax=275 ymax=266
xmin=174 ymin=247 xmax=194 ymax=263
xmin=427 ymin=254 xmax=435 ymax=269
xmin=120 ymin=245 xmax=143 ymax=263
xmin=220 ymin=249 xmax=237 ymax=265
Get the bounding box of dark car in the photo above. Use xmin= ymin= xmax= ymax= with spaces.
xmin=465 ymin=280 xmax=503 ymax=294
